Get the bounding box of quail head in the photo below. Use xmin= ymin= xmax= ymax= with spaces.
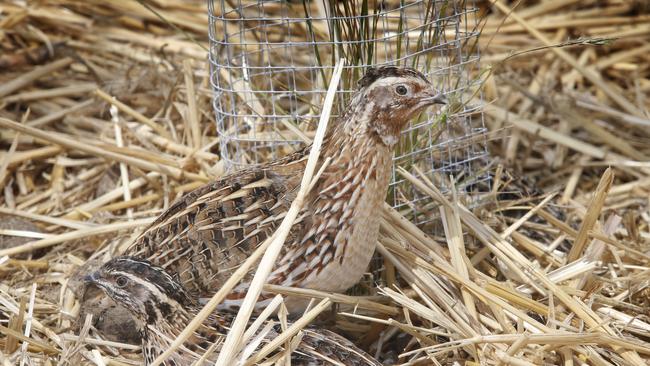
xmin=86 ymin=257 xmax=381 ymax=366
xmin=92 ymin=66 xmax=445 ymax=314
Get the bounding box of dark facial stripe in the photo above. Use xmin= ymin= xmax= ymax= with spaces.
xmin=103 ymin=257 xmax=194 ymax=307
xmin=144 ymin=300 xmax=158 ymax=323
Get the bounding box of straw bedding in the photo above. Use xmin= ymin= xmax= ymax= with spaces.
xmin=0 ymin=0 xmax=649 ymax=365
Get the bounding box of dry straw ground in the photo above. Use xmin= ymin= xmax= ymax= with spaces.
xmin=1 ymin=0 xmax=649 ymax=365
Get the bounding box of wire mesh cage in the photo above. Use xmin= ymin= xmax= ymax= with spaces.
xmin=208 ymin=0 xmax=488 ymax=227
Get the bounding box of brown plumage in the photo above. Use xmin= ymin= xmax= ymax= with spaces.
xmin=118 ymin=66 xmax=445 ymax=312
xmin=86 ymin=257 xmax=382 ymax=366
xmin=91 ymin=66 xmax=445 ymax=315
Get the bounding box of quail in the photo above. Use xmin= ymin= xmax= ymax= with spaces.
xmin=88 ymin=66 xmax=445 ymax=315
xmin=86 ymin=257 xmax=382 ymax=366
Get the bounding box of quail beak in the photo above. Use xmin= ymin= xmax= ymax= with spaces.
xmin=420 ymin=89 xmax=447 ymax=106
xmin=83 ymin=272 xmax=97 ymax=284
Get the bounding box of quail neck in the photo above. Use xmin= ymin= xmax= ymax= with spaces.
xmin=120 ymin=66 xmax=445 ymax=313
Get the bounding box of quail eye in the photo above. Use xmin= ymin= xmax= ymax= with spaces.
xmin=115 ymin=276 xmax=128 ymax=288
xmin=395 ymin=85 xmax=408 ymax=96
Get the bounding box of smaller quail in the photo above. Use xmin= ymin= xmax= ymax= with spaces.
xmin=86 ymin=257 xmax=381 ymax=366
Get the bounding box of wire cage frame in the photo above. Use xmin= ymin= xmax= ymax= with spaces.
xmin=208 ymin=0 xmax=489 ymax=226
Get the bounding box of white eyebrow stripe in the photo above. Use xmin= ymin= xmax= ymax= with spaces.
xmin=112 ymin=271 xmax=173 ymax=305
xmin=116 ymin=257 xmax=151 ymax=267
xmin=369 ymin=76 xmax=409 ymax=88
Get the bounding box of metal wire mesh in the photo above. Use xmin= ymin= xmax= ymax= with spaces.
xmin=208 ymin=0 xmax=488 ymax=226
